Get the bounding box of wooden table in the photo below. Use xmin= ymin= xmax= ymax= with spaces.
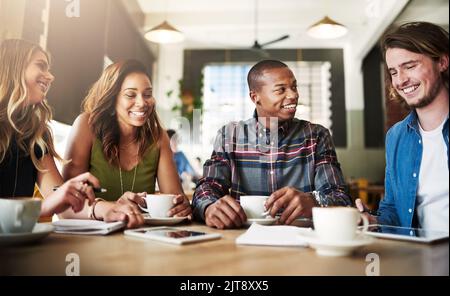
xmin=0 ymin=223 xmax=448 ymax=276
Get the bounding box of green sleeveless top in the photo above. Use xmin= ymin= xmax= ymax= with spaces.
xmin=89 ymin=138 xmax=159 ymax=201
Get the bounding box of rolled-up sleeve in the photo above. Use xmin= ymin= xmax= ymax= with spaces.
xmin=192 ymin=127 xmax=232 ymax=221
xmin=313 ymin=126 xmax=352 ymax=206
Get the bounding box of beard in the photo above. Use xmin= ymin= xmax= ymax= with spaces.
xmin=406 ymin=78 xmax=443 ymax=109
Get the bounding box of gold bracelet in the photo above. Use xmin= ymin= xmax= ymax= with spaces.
xmin=89 ymin=198 xmax=106 ymax=221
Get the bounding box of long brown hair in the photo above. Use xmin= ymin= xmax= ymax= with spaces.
xmin=0 ymin=39 xmax=61 ymax=170
xmin=381 ymin=22 xmax=449 ymax=103
xmin=82 ymin=59 xmax=163 ymax=166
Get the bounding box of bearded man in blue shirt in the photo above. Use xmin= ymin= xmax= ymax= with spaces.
xmin=357 ymin=22 xmax=449 ymax=232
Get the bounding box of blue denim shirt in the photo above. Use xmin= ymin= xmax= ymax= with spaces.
xmin=378 ymin=111 xmax=449 ymax=227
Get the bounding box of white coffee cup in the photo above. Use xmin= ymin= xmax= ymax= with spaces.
xmin=312 ymin=207 xmax=369 ymax=243
xmin=0 ymin=198 xmax=41 ymax=234
xmin=240 ymin=195 xmax=269 ymax=219
xmin=139 ymin=194 xmax=175 ymax=218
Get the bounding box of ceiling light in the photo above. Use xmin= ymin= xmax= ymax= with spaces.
xmin=307 ymin=16 xmax=348 ymax=39
xmin=144 ymin=20 xmax=185 ymax=44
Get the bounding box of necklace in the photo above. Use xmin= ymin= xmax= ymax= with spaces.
xmin=119 ymin=165 xmax=137 ymax=195
xmin=118 ymin=149 xmax=138 ymax=195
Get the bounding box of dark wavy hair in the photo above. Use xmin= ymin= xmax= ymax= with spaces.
xmin=381 ymin=22 xmax=449 ymax=103
xmin=82 ymin=59 xmax=162 ymax=166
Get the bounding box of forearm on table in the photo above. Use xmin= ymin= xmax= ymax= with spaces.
xmin=192 ymin=182 xmax=227 ymax=221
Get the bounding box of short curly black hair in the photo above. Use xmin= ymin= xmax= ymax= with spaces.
xmin=247 ymin=60 xmax=289 ymax=92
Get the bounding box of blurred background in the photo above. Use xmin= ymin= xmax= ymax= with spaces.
xmin=1 ymin=0 xmax=448 ymax=208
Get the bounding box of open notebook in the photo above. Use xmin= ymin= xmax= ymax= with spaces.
xmin=236 ymin=223 xmax=310 ymax=247
xmin=52 ymin=219 xmax=125 ymax=235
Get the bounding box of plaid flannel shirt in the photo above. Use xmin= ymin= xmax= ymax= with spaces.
xmin=192 ymin=112 xmax=352 ymax=221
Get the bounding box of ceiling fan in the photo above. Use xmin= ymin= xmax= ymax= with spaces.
xmin=250 ymin=0 xmax=289 ymax=52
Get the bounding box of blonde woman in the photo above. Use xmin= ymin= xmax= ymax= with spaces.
xmin=0 ymin=39 xmax=142 ymax=227
xmin=62 ymin=59 xmax=192 ymax=219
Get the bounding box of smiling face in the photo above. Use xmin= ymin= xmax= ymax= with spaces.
xmin=386 ymin=47 xmax=447 ymax=109
xmin=24 ymin=50 xmax=54 ymax=104
xmin=250 ymin=67 xmax=299 ymax=123
xmin=115 ymin=72 xmax=155 ymax=131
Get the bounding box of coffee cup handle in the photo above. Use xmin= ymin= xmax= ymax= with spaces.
xmin=138 ymin=204 xmax=149 ymax=213
xmin=15 ymin=204 xmax=24 ymax=227
xmin=359 ymin=213 xmax=369 ymax=233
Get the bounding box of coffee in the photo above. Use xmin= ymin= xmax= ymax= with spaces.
xmin=240 ymin=195 xmax=269 ymax=219
xmin=312 ymin=207 xmax=368 ymax=242
xmin=0 ymin=198 xmax=41 ymax=233
xmin=140 ymin=194 xmax=175 ymax=218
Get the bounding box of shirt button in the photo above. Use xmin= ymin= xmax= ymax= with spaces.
xmin=418 ymin=140 xmax=421 ymax=144
xmin=413 ymin=173 xmax=417 ymax=178
xmin=408 ymin=208 xmax=413 ymax=213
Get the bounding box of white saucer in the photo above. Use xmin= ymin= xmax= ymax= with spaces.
xmin=143 ymin=214 xmax=188 ymax=226
xmin=244 ymin=217 xmax=278 ymax=227
xmin=298 ymin=230 xmax=374 ymax=257
xmin=0 ymin=223 xmax=54 ymax=246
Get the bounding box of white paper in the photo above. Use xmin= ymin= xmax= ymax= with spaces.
xmin=52 ymin=219 xmax=125 ymax=235
xmin=236 ymin=223 xmax=310 ymax=247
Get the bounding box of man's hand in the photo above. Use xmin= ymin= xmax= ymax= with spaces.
xmin=204 ymin=195 xmax=247 ymax=229
xmin=266 ymin=187 xmax=317 ymax=225
xmin=355 ymin=199 xmax=378 ymax=225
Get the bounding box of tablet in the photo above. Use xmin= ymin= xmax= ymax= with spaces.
xmin=362 ymin=224 xmax=449 ymax=243
xmin=124 ymin=227 xmax=222 ymax=245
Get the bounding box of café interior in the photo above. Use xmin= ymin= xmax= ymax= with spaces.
xmin=0 ymin=0 xmax=449 ymax=276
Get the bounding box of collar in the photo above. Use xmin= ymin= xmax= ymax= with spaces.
xmin=406 ymin=110 xmax=449 ymax=133
xmin=406 ymin=110 xmax=420 ymax=132
xmin=253 ymin=109 xmax=291 ymax=136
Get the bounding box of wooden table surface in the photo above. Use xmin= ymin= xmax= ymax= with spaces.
xmin=1 ymin=223 xmax=448 ymax=276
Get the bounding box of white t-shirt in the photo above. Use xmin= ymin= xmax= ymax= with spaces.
xmin=416 ymin=118 xmax=449 ymax=232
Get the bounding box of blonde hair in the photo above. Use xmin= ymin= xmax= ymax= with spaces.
xmin=82 ymin=59 xmax=163 ymax=166
xmin=0 ymin=39 xmax=61 ymax=170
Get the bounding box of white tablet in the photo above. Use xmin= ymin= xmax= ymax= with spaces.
xmin=124 ymin=227 xmax=222 ymax=245
xmin=362 ymin=224 xmax=449 ymax=243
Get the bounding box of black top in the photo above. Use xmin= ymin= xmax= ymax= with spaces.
xmin=0 ymin=140 xmax=43 ymax=198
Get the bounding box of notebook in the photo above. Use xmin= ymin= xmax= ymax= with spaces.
xmin=236 ymin=223 xmax=310 ymax=247
xmin=52 ymin=219 xmax=125 ymax=235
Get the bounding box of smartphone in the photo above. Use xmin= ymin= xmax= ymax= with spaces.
xmin=124 ymin=227 xmax=222 ymax=245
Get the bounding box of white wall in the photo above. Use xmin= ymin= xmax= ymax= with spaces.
xmin=0 ymin=0 xmax=26 ymax=39
xmin=153 ymin=43 xmax=184 ymax=128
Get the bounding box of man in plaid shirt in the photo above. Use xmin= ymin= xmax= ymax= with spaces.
xmin=193 ymin=60 xmax=351 ymax=229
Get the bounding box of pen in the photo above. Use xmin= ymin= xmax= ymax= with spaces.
xmin=53 ymin=186 xmax=107 ymax=193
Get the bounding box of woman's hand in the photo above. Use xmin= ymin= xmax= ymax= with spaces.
xmin=117 ymin=191 xmax=147 ymax=208
xmin=41 ymin=172 xmax=99 ymax=216
xmin=95 ymin=199 xmax=145 ymax=229
xmin=168 ymin=194 xmax=192 ymax=220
